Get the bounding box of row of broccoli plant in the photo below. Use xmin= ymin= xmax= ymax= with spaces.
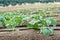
xmin=22 ymin=9 xmax=57 ymax=36
xmin=0 ymin=9 xmax=57 ymax=36
xmin=0 ymin=12 xmax=21 ymax=29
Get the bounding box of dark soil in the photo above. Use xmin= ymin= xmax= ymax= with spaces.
xmin=0 ymin=29 xmax=60 ymax=40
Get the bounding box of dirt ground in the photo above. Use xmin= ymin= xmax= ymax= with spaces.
xmin=0 ymin=29 xmax=60 ymax=40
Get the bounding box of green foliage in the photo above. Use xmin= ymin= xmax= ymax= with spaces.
xmin=40 ymin=27 xmax=54 ymax=36
xmin=0 ymin=12 xmax=22 ymax=29
xmin=21 ymin=9 xmax=57 ymax=36
xmin=0 ymin=9 xmax=57 ymax=36
xmin=45 ymin=17 xmax=57 ymax=26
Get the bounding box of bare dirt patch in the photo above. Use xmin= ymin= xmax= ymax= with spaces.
xmin=0 ymin=29 xmax=60 ymax=40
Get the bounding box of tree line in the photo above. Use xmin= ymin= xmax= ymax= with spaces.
xmin=0 ymin=0 xmax=56 ymax=6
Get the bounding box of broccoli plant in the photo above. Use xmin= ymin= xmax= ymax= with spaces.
xmin=0 ymin=14 xmax=6 ymax=28
xmin=22 ymin=9 xmax=57 ymax=36
xmin=3 ymin=12 xmax=22 ymax=30
xmin=0 ymin=11 xmax=23 ymax=29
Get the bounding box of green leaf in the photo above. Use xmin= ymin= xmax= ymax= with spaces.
xmin=14 ymin=16 xmax=21 ymax=23
xmin=40 ymin=19 xmax=46 ymax=26
xmin=33 ymin=15 xmax=42 ymax=20
xmin=0 ymin=16 xmax=4 ymax=22
xmin=5 ymin=20 xmax=16 ymax=28
xmin=22 ymin=16 xmax=31 ymax=21
xmin=29 ymin=19 xmax=39 ymax=25
xmin=40 ymin=27 xmax=53 ymax=36
xmin=45 ymin=17 xmax=57 ymax=26
xmin=5 ymin=14 xmax=11 ymax=20
xmin=50 ymin=18 xmax=57 ymax=26
xmin=47 ymin=27 xmax=54 ymax=34
xmin=45 ymin=17 xmax=51 ymax=26
xmin=27 ymin=24 xmax=39 ymax=29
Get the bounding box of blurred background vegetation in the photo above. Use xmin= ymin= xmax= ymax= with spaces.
xmin=0 ymin=0 xmax=60 ymax=6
